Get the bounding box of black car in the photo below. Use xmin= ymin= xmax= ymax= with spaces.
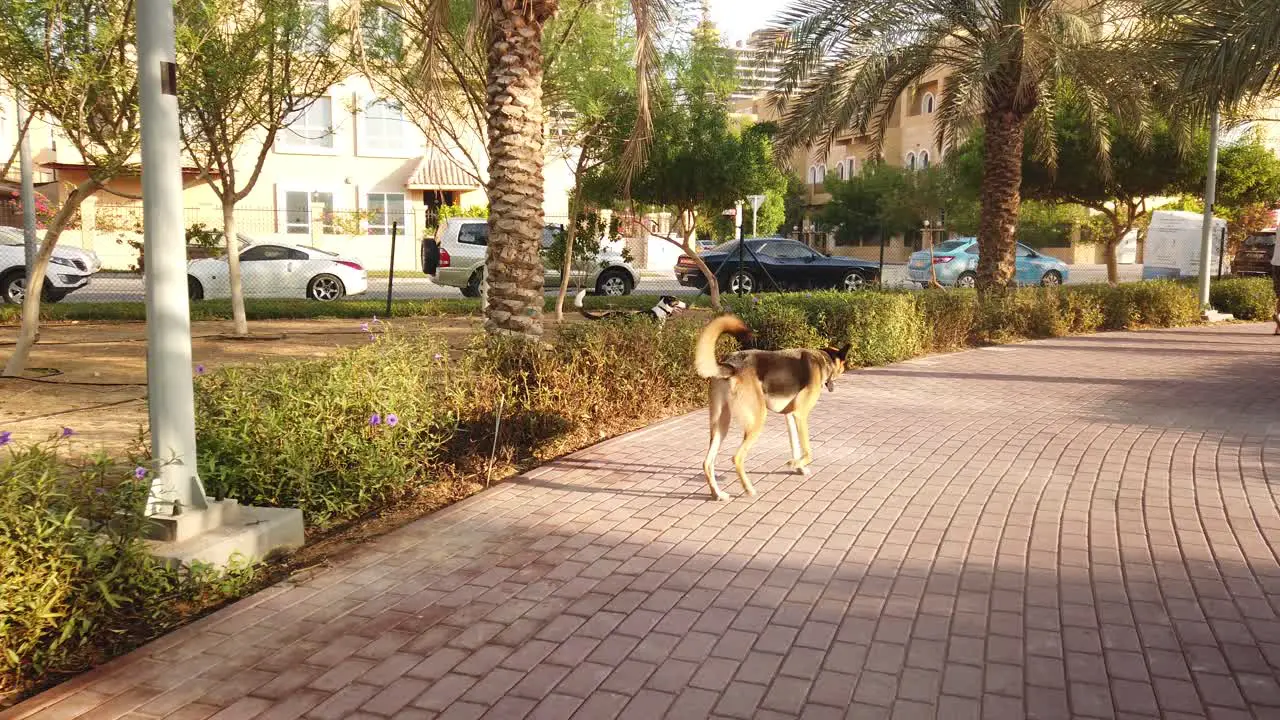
xmin=675 ymin=237 xmax=880 ymax=294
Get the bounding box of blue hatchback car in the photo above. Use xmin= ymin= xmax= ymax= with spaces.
xmin=906 ymin=238 xmax=1070 ymax=288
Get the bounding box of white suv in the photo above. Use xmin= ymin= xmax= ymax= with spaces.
xmin=0 ymin=227 xmax=101 ymax=304
xmin=422 ymin=218 xmax=640 ymax=297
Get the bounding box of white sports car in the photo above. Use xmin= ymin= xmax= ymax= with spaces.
xmin=0 ymin=226 xmax=101 ymax=304
xmin=187 ymin=240 xmax=368 ymax=302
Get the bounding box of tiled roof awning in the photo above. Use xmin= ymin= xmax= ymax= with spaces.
xmin=406 ymin=150 xmax=481 ymax=191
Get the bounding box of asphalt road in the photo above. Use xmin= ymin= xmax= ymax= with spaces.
xmin=41 ymin=265 xmax=1142 ymax=305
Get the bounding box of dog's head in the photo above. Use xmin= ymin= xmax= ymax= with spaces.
xmin=657 ymin=296 xmax=688 ymax=315
xmin=820 ymin=344 xmax=852 ymax=391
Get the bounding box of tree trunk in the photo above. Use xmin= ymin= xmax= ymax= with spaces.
xmin=554 ymin=199 xmax=578 ymax=322
xmin=977 ymin=110 xmax=1026 ymax=293
xmin=483 ymin=0 xmax=558 ymax=338
xmin=1104 ymin=236 xmax=1119 ymax=285
xmin=656 ymin=209 xmax=721 ymax=312
xmin=3 ymin=180 xmax=98 ymax=377
xmin=223 ymin=197 xmax=249 ymax=335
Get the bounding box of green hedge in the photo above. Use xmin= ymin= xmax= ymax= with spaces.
xmin=727 ymin=280 xmax=1204 ymax=359
xmin=196 ymin=318 xmax=707 ymax=528
xmin=0 ymin=294 xmax=708 ymax=324
xmin=1210 ymin=277 xmax=1275 ymax=321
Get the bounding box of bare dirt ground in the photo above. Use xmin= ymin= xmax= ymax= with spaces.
xmin=0 ymin=316 xmax=486 ymax=453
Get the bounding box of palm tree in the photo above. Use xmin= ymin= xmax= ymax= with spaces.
xmin=371 ymin=0 xmax=668 ymax=338
xmin=1144 ymin=0 xmax=1280 ymax=109
xmin=764 ymin=0 xmax=1153 ymax=292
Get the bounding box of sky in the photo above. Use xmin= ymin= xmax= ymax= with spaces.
xmin=706 ymin=0 xmax=786 ymax=45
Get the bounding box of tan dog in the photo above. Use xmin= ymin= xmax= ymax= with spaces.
xmin=695 ymin=315 xmax=850 ymax=500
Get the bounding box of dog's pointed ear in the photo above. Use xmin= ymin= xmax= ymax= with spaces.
xmin=837 ymin=343 xmax=851 ymax=361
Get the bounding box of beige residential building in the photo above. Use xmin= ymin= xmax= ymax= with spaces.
xmin=2 ymin=2 xmax=577 ymax=271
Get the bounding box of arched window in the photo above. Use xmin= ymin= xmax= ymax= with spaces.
xmin=923 ymin=92 xmax=935 ymax=114
xmin=835 ymin=162 xmax=846 ymax=181
xmin=846 ymin=157 xmax=858 ymax=177
xmin=919 ymin=150 xmax=930 ymax=169
xmin=808 ymin=165 xmax=819 ymax=184
xmin=816 ymin=163 xmax=826 ymax=183
xmin=905 ymin=152 xmax=916 ymax=171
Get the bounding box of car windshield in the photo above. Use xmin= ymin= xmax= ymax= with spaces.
xmin=300 ymin=245 xmax=337 ymax=256
xmin=1245 ymin=234 xmax=1276 ymax=247
xmin=933 ymin=240 xmax=973 ymax=253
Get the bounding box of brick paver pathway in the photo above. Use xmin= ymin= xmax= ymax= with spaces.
xmin=8 ymin=324 xmax=1280 ymax=720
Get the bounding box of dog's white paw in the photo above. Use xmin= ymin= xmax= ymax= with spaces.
xmin=712 ymin=491 xmax=730 ymax=502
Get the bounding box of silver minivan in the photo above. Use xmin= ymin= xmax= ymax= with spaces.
xmin=422 ymin=218 xmax=640 ymax=297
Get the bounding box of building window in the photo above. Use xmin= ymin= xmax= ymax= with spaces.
xmin=284 ymin=190 xmax=335 ymax=234
xmin=919 ymin=150 xmax=930 ymax=169
xmin=277 ymin=97 xmax=334 ymax=152
xmin=366 ymin=192 xmax=407 ymax=235
xmin=361 ymin=4 xmax=402 ymax=60
xmin=835 ymin=162 xmax=846 ymax=181
xmin=846 ymin=157 xmax=858 ymax=178
xmin=809 ymin=164 xmax=826 ymax=185
xmin=905 ymin=152 xmax=916 ymax=171
xmin=361 ymin=99 xmax=409 ymax=154
xmin=922 ymin=92 xmax=935 ymax=114
xmin=302 ymin=0 xmax=330 ymax=51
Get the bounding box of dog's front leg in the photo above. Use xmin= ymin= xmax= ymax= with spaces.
xmin=785 ymin=414 xmax=811 ymax=476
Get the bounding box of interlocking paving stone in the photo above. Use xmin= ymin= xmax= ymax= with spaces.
xmin=7 ymin=324 xmax=1280 ymax=719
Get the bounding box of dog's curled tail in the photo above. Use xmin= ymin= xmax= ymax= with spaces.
xmin=696 ymin=315 xmax=750 ymax=378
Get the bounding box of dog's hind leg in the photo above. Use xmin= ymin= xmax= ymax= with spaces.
xmin=703 ymin=381 xmax=732 ymax=501
xmin=785 ymin=414 xmax=810 ymax=476
xmin=732 ymin=406 xmax=765 ymax=497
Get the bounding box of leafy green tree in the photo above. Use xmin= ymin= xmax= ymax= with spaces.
xmin=176 ymin=0 xmax=346 ymax=337
xmin=767 ymin=0 xmax=1153 ymax=293
xmin=0 ymin=0 xmax=140 ymax=377
xmin=1146 ymin=0 xmax=1280 ymax=110
xmin=358 ymin=0 xmax=672 ymax=338
xmin=949 ymin=108 xmax=1206 ymax=284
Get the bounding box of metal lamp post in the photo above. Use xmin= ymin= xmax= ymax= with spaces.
xmin=138 ymin=0 xmax=206 ymax=515
xmin=1197 ymin=107 xmax=1220 ymax=312
xmin=16 ymin=95 xmax=36 ymax=278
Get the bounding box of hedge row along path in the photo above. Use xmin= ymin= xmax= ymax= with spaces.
xmin=8 ymin=323 xmax=1280 ymax=719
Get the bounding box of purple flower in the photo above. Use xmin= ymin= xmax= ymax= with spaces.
xmin=61 ymin=427 xmax=74 ymax=438
xmin=360 ymin=323 xmax=370 ymax=332
xmin=386 ymin=414 xmax=399 ymax=427
xmin=134 ymin=466 xmax=147 ymax=480
xmin=94 ymin=487 xmax=106 ymax=495
xmin=369 ymin=334 xmax=376 ymax=342
xmin=369 ymin=413 xmax=381 ymax=427
xmin=0 ymin=430 xmax=10 ymax=447
xmin=433 ymin=353 xmax=444 ymax=361
xmin=371 ymin=315 xmax=380 ymax=324
xmin=195 ymin=364 xmax=206 ymax=375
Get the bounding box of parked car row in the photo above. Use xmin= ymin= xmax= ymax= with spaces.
xmin=675 ymin=237 xmax=881 ymax=293
xmin=906 ymin=238 xmax=1070 ymax=288
xmin=0 ymin=226 xmax=101 ymax=304
xmin=187 ymin=238 xmax=369 ymax=302
xmin=422 ymin=217 xmax=641 ymax=296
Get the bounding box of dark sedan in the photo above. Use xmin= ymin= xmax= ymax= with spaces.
xmin=675 ymin=237 xmax=880 ymax=294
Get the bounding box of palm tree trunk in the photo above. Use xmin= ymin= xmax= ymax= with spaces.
xmin=483 ymin=0 xmax=558 ymax=338
xmin=977 ymin=110 xmax=1025 ymax=292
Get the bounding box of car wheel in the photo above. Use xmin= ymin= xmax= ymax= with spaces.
xmin=1 ymin=270 xmax=24 ymax=304
xmin=595 ymin=269 xmax=632 ymax=296
xmin=728 ymin=269 xmax=756 ymax=295
xmin=955 ymin=272 xmax=977 ymax=289
xmin=461 ymin=269 xmax=483 ymax=298
xmin=188 ymin=276 xmax=204 ymax=301
xmin=307 ymin=274 xmax=345 ymax=302
xmin=1041 ymin=270 xmax=1063 ymax=287
xmin=839 ymin=271 xmax=867 ymax=292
